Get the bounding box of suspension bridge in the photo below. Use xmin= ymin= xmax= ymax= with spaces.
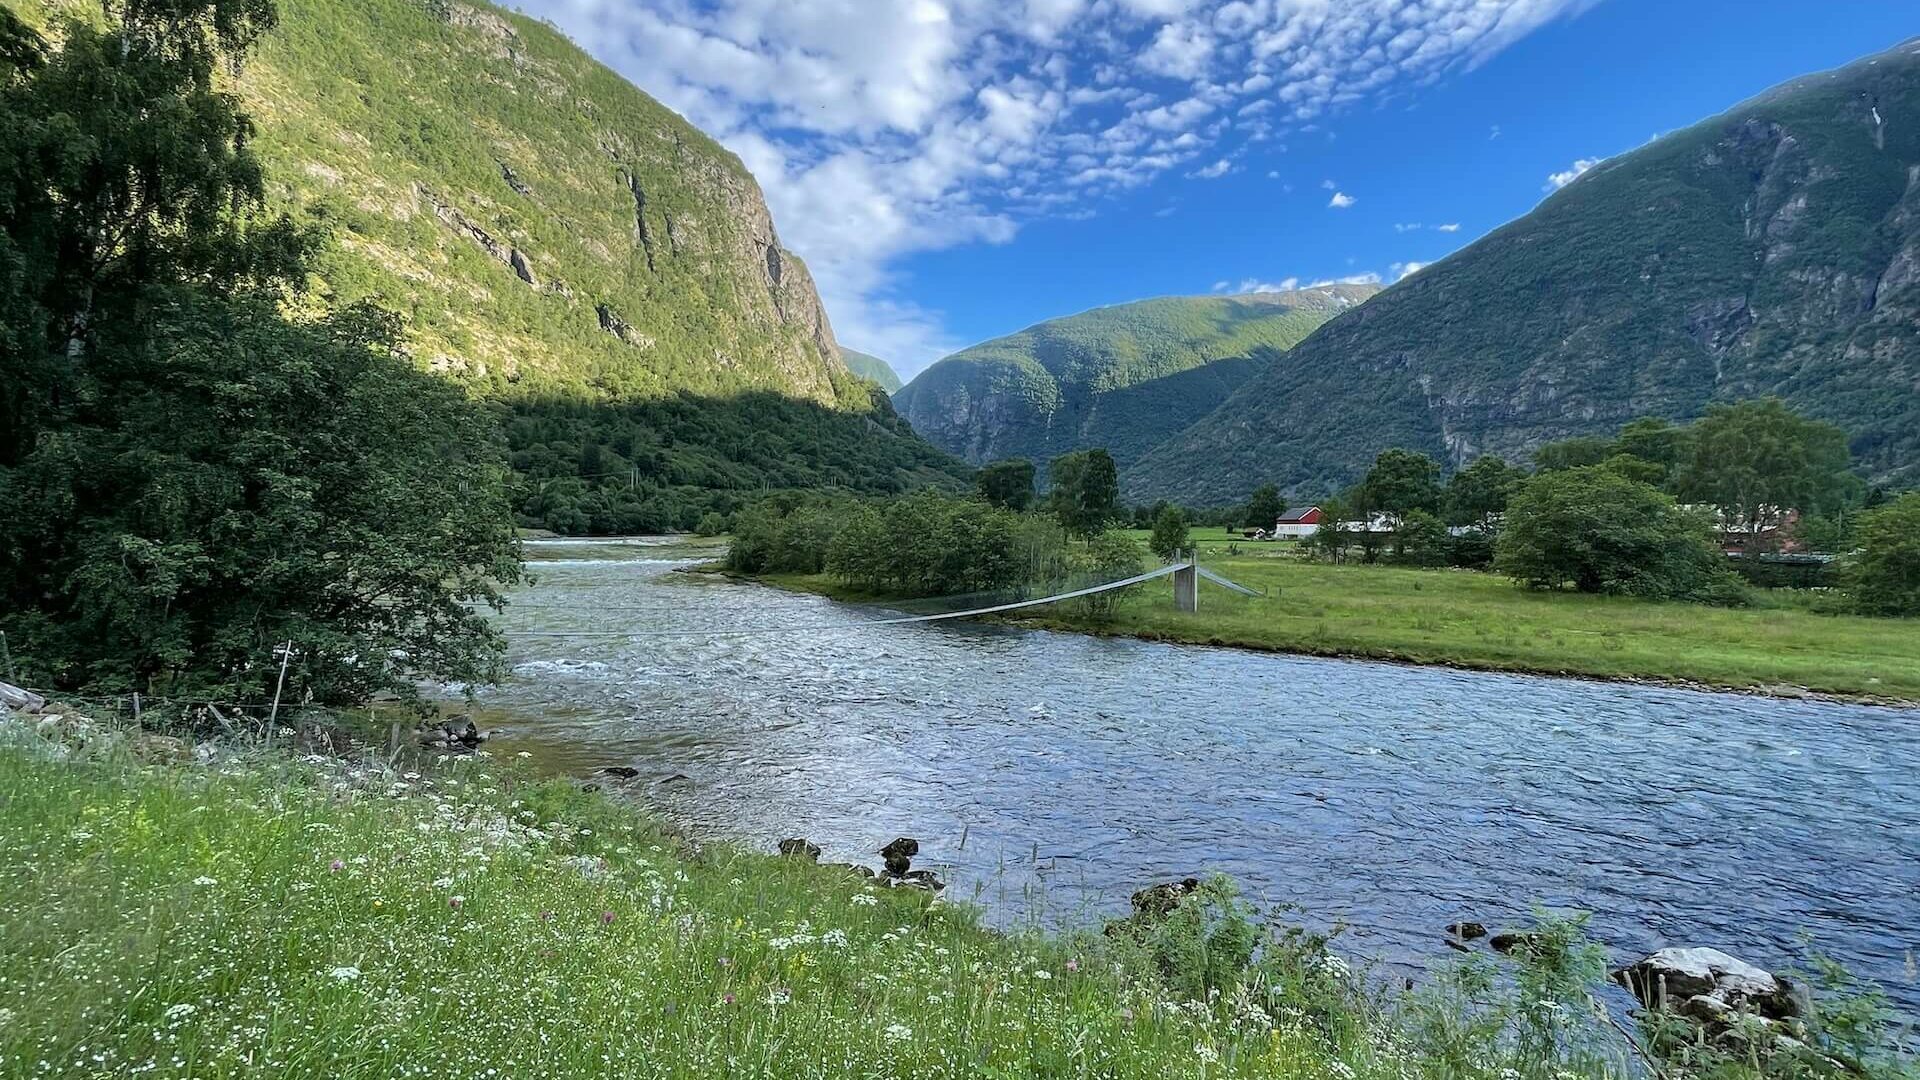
xmin=506 ymin=547 xmax=1258 ymax=639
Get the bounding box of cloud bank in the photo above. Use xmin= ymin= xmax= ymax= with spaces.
xmin=518 ymin=0 xmax=1599 ymax=371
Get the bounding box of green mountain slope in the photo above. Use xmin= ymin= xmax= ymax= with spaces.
xmin=840 ymin=348 xmax=904 ymax=393
xmin=892 ymin=286 xmax=1379 ymax=473
xmin=11 ymin=0 xmax=970 ymax=529
xmin=1132 ymin=38 xmax=1920 ymax=504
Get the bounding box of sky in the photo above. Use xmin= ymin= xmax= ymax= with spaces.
xmin=510 ymin=0 xmax=1919 ymax=378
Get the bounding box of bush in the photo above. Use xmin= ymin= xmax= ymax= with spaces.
xmin=1068 ymin=532 xmax=1145 ymax=620
xmin=1844 ymin=493 xmax=1920 ymax=616
xmin=693 ymin=511 xmax=729 ymax=537
xmin=1495 ymin=467 xmax=1745 ymax=603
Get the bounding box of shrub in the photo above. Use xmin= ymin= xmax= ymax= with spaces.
xmin=1069 ymin=532 xmax=1144 ymax=620
xmin=1496 ymin=467 xmax=1744 ymax=602
xmin=1148 ymin=504 xmax=1191 ymax=561
xmin=1843 ymin=493 xmax=1920 ymax=616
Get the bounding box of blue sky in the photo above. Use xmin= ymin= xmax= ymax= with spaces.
xmin=515 ymin=0 xmax=1918 ymax=376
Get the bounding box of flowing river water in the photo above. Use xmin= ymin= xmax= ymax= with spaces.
xmin=461 ymin=537 xmax=1919 ymax=1013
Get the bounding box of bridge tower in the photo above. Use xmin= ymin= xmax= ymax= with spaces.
xmin=1173 ymin=547 xmax=1199 ymax=613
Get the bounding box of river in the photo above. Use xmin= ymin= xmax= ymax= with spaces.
xmin=460 ymin=537 xmax=1920 ymax=1013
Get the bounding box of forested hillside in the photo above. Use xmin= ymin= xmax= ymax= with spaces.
xmin=1132 ymin=38 xmax=1920 ymax=503
xmin=841 ymin=348 xmax=904 ymax=393
xmin=894 ymin=287 xmax=1377 ymax=475
xmin=9 ymin=0 xmax=970 ymax=532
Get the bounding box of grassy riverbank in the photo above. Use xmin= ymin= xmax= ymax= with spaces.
xmin=741 ymin=530 xmax=1920 ymax=703
xmin=0 ymin=716 xmax=1626 ymax=1080
xmin=6 ymin=709 xmax=1915 ymax=1079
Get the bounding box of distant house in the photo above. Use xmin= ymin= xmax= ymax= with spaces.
xmin=1271 ymin=506 xmax=1324 ymax=538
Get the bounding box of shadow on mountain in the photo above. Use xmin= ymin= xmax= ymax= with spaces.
xmin=501 ymin=388 xmax=971 ymax=535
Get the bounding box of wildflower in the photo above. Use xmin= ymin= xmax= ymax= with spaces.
xmin=600 ymin=911 xmax=616 ymax=925
xmin=716 ymin=956 xmax=732 ymax=968
xmin=328 ymin=966 xmax=362 ymax=982
xmin=730 ymin=877 xmax=744 ymax=886
xmin=1065 ymin=958 xmax=1080 ymax=973
xmin=1033 ymin=969 xmax=1053 ymax=981
xmin=883 ymin=1023 xmax=912 ymax=1043
xmin=766 ymin=987 xmax=791 ymax=1006
xmin=1329 ymin=1061 xmax=1356 ymax=1080
xmin=1195 ymin=1044 xmax=1219 ymax=1064
xmin=431 ymin=877 xmax=454 ymax=889
xmin=192 ymin=876 xmax=217 ymax=887
xmin=516 ymin=751 xmax=532 ymax=759
xmin=720 ymin=992 xmax=736 ymax=1006
xmin=540 ymin=911 xmax=555 ymax=922
xmin=851 ymin=893 xmax=878 ymax=907
xmin=449 ymin=896 xmax=464 ymax=909
xmin=163 ymin=1004 xmax=196 ymax=1021
xmin=329 ymin=859 xmax=345 ymax=872
xmin=821 ymin=929 xmax=849 ymax=948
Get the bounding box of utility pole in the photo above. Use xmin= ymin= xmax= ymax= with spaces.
xmin=1173 ymin=545 xmax=1199 ymax=613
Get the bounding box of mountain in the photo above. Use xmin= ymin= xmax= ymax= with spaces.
xmin=1131 ymin=38 xmax=1920 ymax=504
xmin=840 ymin=348 xmax=904 ymax=393
xmin=892 ymin=286 xmax=1379 ymax=474
xmin=13 ymin=0 xmax=969 ymax=530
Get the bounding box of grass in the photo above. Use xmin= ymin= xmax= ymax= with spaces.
xmin=747 ymin=528 xmax=1920 ymax=703
xmin=0 ymin=716 xmax=1641 ymax=1080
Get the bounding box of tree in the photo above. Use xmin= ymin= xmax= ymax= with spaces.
xmin=1611 ymin=417 xmax=1694 ymax=488
xmin=1356 ymin=449 xmax=1441 ymax=526
xmin=1495 ymin=467 xmax=1742 ymax=602
xmin=1532 ymin=437 xmax=1615 ymax=472
xmin=1674 ymin=399 xmax=1859 ymax=550
xmin=1148 ymin=504 xmax=1191 ymax=562
xmin=1304 ymin=496 xmax=1355 ymax=563
xmin=1047 ymin=449 xmax=1119 ymax=538
xmin=1391 ymin=509 xmax=1451 ymax=565
xmin=975 ymin=458 xmax=1035 ymax=511
xmin=1842 ymin=493 xmax=1920 ymax=617
xmin=1240 ymin=484 xmax=1284 ymax=531
xmin=1069 ymin=532 xmax=1144 ymax=621
xmin=1445 ymin=455 xmax=1527 ymax=530
xmin=0 ymin=0 xmax=520 ymax=700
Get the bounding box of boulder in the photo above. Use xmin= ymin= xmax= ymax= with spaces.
xmin=130 ymin=734 xmax=191 ymax=763
xmin=1613 ymin=948 xmax=1803 ymax=1021
xmin=1489 ymin=931 xmax=1541 ymax=955
xmin=777 ymin=838 xmax=821 ymax=861
xmin=600 ymin=766 xmax=642 ymax=780
xmin=1446 ymin=921 xmax=1489 ymax=941
xmin=878 ymin=837 xmax=919 ymax=860
xmin=1130 ymin=877 xmax=1202 ymax=919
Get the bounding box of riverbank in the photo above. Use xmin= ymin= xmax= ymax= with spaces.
xmin=0 ymin=709 xmax=1644 ymax=1079
xmin=723 ymin=536 xmax=1920 ymax=704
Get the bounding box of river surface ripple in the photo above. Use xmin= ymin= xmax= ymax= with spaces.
xmin=464 ymin=538 xmax=1920 ymax=1012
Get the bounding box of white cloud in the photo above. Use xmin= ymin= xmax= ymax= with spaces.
xmin=1229 ymin=276 xmax=1303 ymax=293
xmin=1435 ymin=222 xmax=1461 ymax=232
xmin=1321 ymin=178 xmax=1338 ymax=190
xmin=1546 ymin=156 xmax=1601 ymax=190
xmin=1328 ymin=191 xmax=1356 ymax=208
xmin=1188 ymin=158 xmax=1233 ymax=179
xmin=1394 ymin=222 xmax=1422 ymax=232
xmin=1391 ymin=260 xmax=1429 ymax=280
xmin=517 ymin=0 xmax=1597 ymax=372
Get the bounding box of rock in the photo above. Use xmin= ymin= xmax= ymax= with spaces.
xmin=1446 ymin=921 xmax=1489 ymax=940
xmin=129 ymin=734 xmax=190 ymax=763
xmin=0 ymin=681 xmax=45 ymax=714
xmin=657 ymin=773 xmax=691 ymax=786
xmin=878 ymin=837 xmax=919 ymax=860
xmin=882 ymin=854 xmax=912 ymax=878
xmin=824 ymin=862 xmax=875 ymax=879
xmin=777 ymin=838 xmax=821 ymax=861
xmin=1613 ymin=947 xmax=1801 ymax=1020
xmin=1443 ymin=938 xmax=1473 ymax=954
xmin=894 ymin=869 xmax=945 ymax=893
xmin=1130 ymin=877 xmax=1202 ymax=919
xmin=1489 ymin=931 xmax=1541 ymax=955
xmin=600 ymin=766 xmax=642 ymax=780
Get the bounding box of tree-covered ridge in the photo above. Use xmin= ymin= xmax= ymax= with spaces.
xmin=12 ymin=0 xmax=858 ymax=408
xmin=893 ymin=285 xmax=1379 ymax=473
xmin=1132 ymin=37 xmax=1920 ymax=504
xmin=840 ymin=347 xmax=903 ymax=393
